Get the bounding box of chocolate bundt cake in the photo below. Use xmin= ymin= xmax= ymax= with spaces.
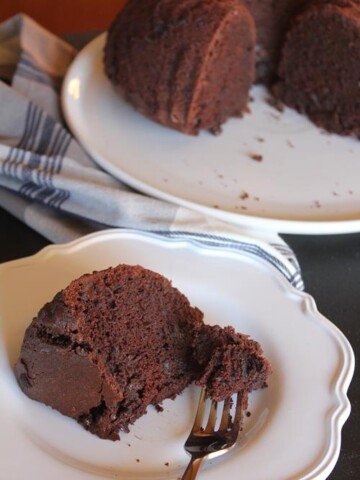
xmin=104 ymin=0 xmax=256 ymax=135
xmin=15 ymin=264 xmax=271 ymax=441
xmin=273 ymin=0 xmax=360 ymax=137
xmin=239 ymin=0 xmax=310 ymax=82
xmin=104 ymin=0 xmax=359 ymax=137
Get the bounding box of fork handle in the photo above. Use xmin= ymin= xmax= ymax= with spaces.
xmin=181 ymin=456 xmax=205 ymax=480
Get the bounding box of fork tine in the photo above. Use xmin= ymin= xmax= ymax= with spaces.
xmin=219 ymin=397 xmax=232 ymax=431
xmin=231 ymin=392 xmax=244 ymax=435
xmin=192 ymin=387 xmax=207 ymax=432
xmin=183 ymin=389 xmax=246 ymax=480
xmin=204 ymin=400 xmax=218 ymax=432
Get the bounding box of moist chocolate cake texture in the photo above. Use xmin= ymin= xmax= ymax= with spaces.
xmin=238 ymin=0 xmax=310 ymax=82
xmin=273 ymin=0 xmax=360 ymax=137
xmin=104 ymin=0 xmax=359 ymax=137
xmin=105 ymin=0 xmax=256 ymax=135
xmin=15 ymin=264 xmax=271 ymax=441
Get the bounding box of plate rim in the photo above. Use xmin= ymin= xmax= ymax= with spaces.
xmin=0 ymin=228 xmax=355 ymax=480
xmin=61 ymin=34 xmax=360 ymax=236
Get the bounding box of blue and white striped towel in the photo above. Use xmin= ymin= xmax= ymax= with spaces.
xmin=0 ymin=14 xmax=303 ymax=290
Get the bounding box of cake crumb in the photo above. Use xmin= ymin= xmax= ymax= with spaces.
xmin=256 ymin=136 xmax=265 ymax=143
xmin=136 ymin=459 xmax=140 ymax=463
xmin=241 ymin=206 xmax=248 ymax=211
xmin=332 ymin=191 xmax=339 ymax=196
xmin=266 ymin=95 xmax=284 ymax=112
xmin=314 ymin=200 xmax=321 ymax=208
xmin=155 ymin=404 xmax=164 ymax=413
xmin=165 ymin=462 xmax=169 ymax=467
xmin=248 ymin=153 xmax=263 ymax=162
xmin=213 ymin=205 xmax=219 ymax=209
xmin=239 ymin=191 xmax=249 ymax=200
xmin=217 ymin=174 xmax=224 ymax=179
xmin=287 ymin=140 xmax=294 ymax=148
xmin=209 ymin=125 xmax=223 ymax=136
xmin=246 ymin=411 xmax=251 ymax=417
xmin=127 ymin=443 xmax=131 ymax=447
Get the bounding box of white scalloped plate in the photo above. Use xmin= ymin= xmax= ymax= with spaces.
xmin=0 ymin=230 xmax=354 ymax=480
xmin=62 ymin=34 xmax=360 ymax=235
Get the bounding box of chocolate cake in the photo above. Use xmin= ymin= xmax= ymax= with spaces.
xmin=238 ymin=0 xmax=310 ymax=82
xmin=15 ymin=264 xmax=271 ymax=440
xmin=194 ymin=324 xmax=269 ymax=401
xmin=103 ymin=0 xmax=359 ymax=137
xmin=104 ymin=0 xmax=256 ymax=135
xmin=273 ymin=0 xmax=360 ymax=137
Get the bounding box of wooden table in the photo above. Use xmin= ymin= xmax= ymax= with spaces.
xmin=0 ymin=0 xmax=127 ymax=34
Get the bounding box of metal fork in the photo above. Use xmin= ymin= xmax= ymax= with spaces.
xmin=181 ymin=387 xmax=244 ymax=480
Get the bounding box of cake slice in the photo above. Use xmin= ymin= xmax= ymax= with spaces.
xmin=273 ymin=0 xmax=360 ymax=137
xmin=104 ymin=0 xmax=256 ymax=135
xmin=15 ymin=264 xmax=271 ymax=440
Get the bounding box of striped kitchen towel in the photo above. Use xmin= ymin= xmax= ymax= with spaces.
xmin=0 ymin=14 xmax=303 ymax=290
